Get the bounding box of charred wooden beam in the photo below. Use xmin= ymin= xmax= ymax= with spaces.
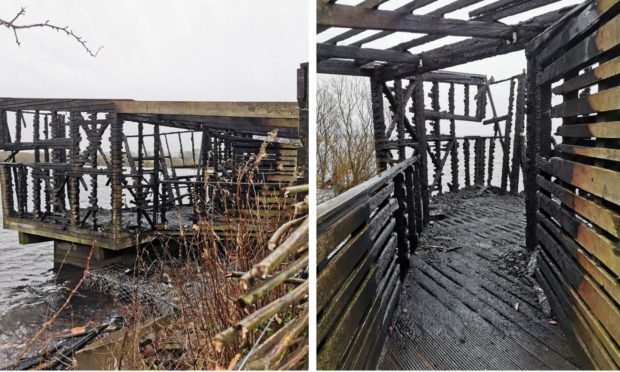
xmin=524 ymin=57 xmax=540 ymax=251
xmin=510 ymin=73 xmax=526 ymax=194
xmin=413 ymin=76 xmax=429 ymax=224
xmin=370 ymin=77 xmax=389 ymax=172
xmin=449 ymin=83 xmax=459 ymax=192
xmin=501 ymin=78 xmax=516 ymax=192
xmin=317 ymin=4 xmax=518 ymax=39
xmin=463 ymin=139 xmax=471 ymax=187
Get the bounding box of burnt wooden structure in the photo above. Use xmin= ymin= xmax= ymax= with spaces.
xmin=317 ymin=0 xmax=619 ymax=369
xmin=0 ymin=64 xmax=308 ymax=268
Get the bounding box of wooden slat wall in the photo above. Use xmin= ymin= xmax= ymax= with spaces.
xmin=317 ymin=156 xmax=422 ymax=370
xmin=526 ymin=0 xmax=620 ymax=368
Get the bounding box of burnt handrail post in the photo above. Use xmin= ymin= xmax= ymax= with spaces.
xmin=69 ymin=111 xmax=81 ymax=226
xmin=449 ymin=83 xmax=459 ymax=192
xmin=32 ymin=111 xmax=41 ymax=218
xmin=413 ymin=75 xmax=429 ymax=224
xmin=464 ymin=138 xmax=471 ymax=187
xmin=393 ymin=171 xmax=410 ymax=279
xmin=404 ymin=164 xmax=419 ymax=252
xmin=153 ymin=123 xmax=161 ymax=226
xmin=510 ymin=74 xmax=526 ymax=194
xmin=370 ymin=76 xmax=389 ymax=172
xmin=109 ymin=112 xmax=123 ymax=238
xmin=524 ymin=57 xmax=541 ymax=251
xmin=501 ymin=78 xmax=516 ymax=192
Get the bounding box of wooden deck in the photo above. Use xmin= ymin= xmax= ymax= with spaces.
xmin=378 ymin=190 xmax=591 ymax=370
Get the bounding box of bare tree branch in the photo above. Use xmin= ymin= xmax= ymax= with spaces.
xmin=0 ymin=6 xmax=103 ymax=56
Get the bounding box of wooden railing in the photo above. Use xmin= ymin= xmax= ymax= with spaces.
xmin=317 ymin=155 xmax=422 ymax=370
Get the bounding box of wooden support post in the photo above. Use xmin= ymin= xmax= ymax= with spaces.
xmin=137 ymin=121 xmax=144 ymax=229
xmin=32 ymin=111 xmax=41 ymax=218
xmin=15 ymin=110 xmax=22 ymax=143
xmin=393 ymin=172 xmax=410 ymax=280
xmin=525 ymin=57 xmax=540 ymax=251
xmin=510 ymin=73 xmax=526 ymax=194
xmin=404 ymin=165 xmax=418 ymax=252
xmin=43 ymin=115 xmax=50 ymax=214
xmin=464 ymin=139 xmax=471 ymax=187
xmin=153 ymin=124 xmax=161 ymax=226
xmin=487 ymin=137 xmax=495 ymax=185
xmin=297 ymin=62 xmax=309 ymax=183
xmin=109 ymin=112 xmax=123 ymax=237
xmin=501 ymin=78 xmax=516 ymax=192
xmin=474 ymin=137 xmax=486 ymax=185
xmin=395 ymin=79 xmax=406 ymax=161
xmin=68 ymin=111 xmax=81 ymax=226
xmin=89 ymin=113 xmax=99 ymax=229
xmin=370 ymin=76 xmax=389 ymax=172
xmin=464 ymin=84 xmax=470 ymax=117
xmin=449 ymin=83 xmax=459 ymax=191
xmin=413 ymin=76 xmax=429 ymax=224
xmin=430 ymin=81 xmax=441 ymax=194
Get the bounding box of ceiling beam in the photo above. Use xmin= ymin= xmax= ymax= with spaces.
xmin=318 ymin=43 xmax=421 ymax=64
xmin=318 ymin=4 xmax=518 ymax=39
xmin=317 ymin=59 xmax=373 ymax=76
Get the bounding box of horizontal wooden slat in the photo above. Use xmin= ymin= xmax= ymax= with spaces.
xmin=556 ymin=143 xmax=620 ymax=162
xmin=539 ymin=12 xmax=620 ymax=84
xmin=551 ymin=85 xmax=620 ymax=117
xmin=539 ymin=157 xmax=620 ymax=206
xmin=537 ymin=175 xmax=620 ymax=237
xmin=538 ymin=193 xmax=620 ymax=277
xmin=538 ymin=212 xmax=620 ymax=309
xmin=556 ymin=121 xmax=620 ymax=138
xmin=552 ymin=55 xmax=620 ymax=95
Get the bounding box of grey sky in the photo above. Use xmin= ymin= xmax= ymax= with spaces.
xmin=1 ymin=0 xmax=308 ymax=102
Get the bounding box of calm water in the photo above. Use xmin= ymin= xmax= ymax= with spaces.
xmin=0 ymin=207 xmax=117 ymax=366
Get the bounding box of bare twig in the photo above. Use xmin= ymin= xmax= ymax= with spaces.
xmin=0 ymin=7 xmax=102 ymax=56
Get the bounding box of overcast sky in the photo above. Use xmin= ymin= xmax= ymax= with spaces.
xmin=1 ymin=0 xmax=308 ymax=102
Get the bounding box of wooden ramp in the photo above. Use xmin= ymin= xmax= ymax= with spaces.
xmin=378 ymin=190 xmax=590 ymax=370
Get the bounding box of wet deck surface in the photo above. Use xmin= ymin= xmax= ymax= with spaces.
xmin=378 ymin=190 xmax=589 ymax=370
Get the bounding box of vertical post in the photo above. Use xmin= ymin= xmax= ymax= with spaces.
xmin=137 ymin=121 xmax=144 ymax=229
xmin=153 ymin=124 xmax=160 ymax=226
xmin=68 ymin=111 xmax=81 ymax=226
xmin=464 ymin=138 xmax=470 ymax=187
xmin=525 ymin=57 xmax=541 ymax=251
xmin=297 ymin=62 xmax=309 ymax=183
xmin=109 ymin=112 xmax=123 ymax=237
xmin=501 ymin=78 xmax=516 ymax=192
xmin=510 ymin=74 xmax=526 ymax=194
xmin=464 ymin=84 xmax=470 ymax=117
xmin=89 ymin=113 xmax=99 ymax=228
xmin=393 ymin=172 xmax=410 ymax=279
xmin=404 ymin=165 xmax=418 ymax=252
xmin=33 ymin=111 xmax=41 ymax=218
xmin=430 ymin=81 xmax=441 ymax=194
xmin=370 ymin=76 xmax=388 ymax=172
xmin=449 ymin=83 xmax=458 ymax=192
xmin=413 ymin=76 xmax=429 ymax=224
xmin=43 ymin=115 xmax=50 ymax=214
xmin=487 ymin=138 xmax=495 ymax=186
xmin=395 ymin=79 xmax=406 ymax=161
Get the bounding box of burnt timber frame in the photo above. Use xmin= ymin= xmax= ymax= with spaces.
xmin=317 ymin=0 xmax=583 ymax=369
xmin=0 ymin=68 xmax=306 ymax=255
xmin=525 ymin=0 xmax=620 ymax=367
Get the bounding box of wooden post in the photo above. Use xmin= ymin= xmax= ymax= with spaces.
xmin=525 ymin=57 xmax=540 ymax=251
xmin=430 ymin=81 xmax=441 ymax=193
xmin=449 ymin=83 xmax=459 ymax=191
xmin=510 ymin=74 xmax=526 ymax=194
xmin=109 ymin=112 xmax=123 ymax=237
xmin=68 ymin=111 xmax=81 ymax=226
xmin=464 ymin=138 xmax=470 ymax=187
xmin=89 ymin=113 xmax=99 ymax=229
xmin=404 ymin=165 xmax=418 ymax=252
xmin=487 ymin=138 xmax=495 ymax=185
xmin=395 ymin=79 xmax=406 ymax=161
xmin=370 ymin=76 xmax=388 ymax=172
xmin=32 ymin=111 xmax=41 ymax=218
xmin=413 ymin=76 xmax=429 ymax=224
xmin=297 ymin=63 xmax=309 ymax=183
xmin=501 ymin=78 xmax=516 ymax=192
xmin=153 ymin=124 xmax=161 ymax=226
xmin=393 ymin=172 xmax=410 ymax=279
